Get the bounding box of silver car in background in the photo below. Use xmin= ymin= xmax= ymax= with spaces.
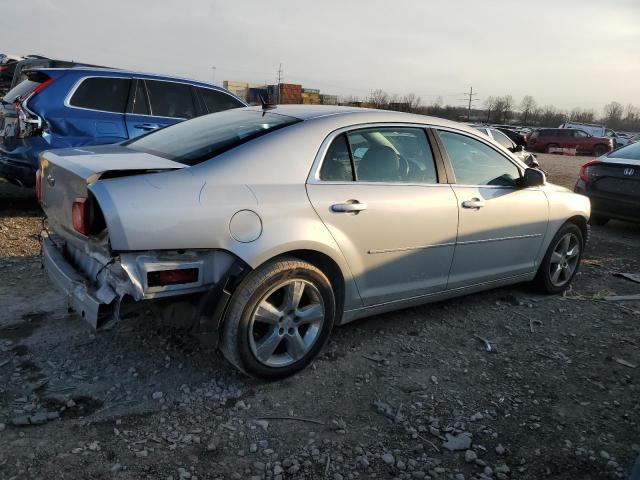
xmin=38 ymin=106 xmax=590 ymax=379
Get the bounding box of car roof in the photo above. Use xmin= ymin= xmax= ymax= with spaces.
xmin=31 ymin=66 xmax=242 ymax=95
xmin=245 ymin=104 xmax=473 ymax=131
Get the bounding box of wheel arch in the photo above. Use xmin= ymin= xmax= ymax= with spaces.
xmin=270 ymin=249 xmax=346 ymax=323
xmin=566 ymin=214 xmax=590 ymax=245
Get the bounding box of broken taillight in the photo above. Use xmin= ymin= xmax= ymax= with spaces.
xmin=15 ymin=77 xmax=55 ymax=139
xmin=72 ymin=197 xmax=91 ymax=236
xmin=147 ymin=269 xmax=199 ymax=287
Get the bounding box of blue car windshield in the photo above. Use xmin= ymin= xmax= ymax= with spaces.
xmin=124 ymin=109 xmax=300 ymax=166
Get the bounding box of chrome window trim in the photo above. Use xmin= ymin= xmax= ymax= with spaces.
xmin=308 ymin=122 xmax=444 ymax=186
xmin=64 ymin=76 xmax=242 ymax=119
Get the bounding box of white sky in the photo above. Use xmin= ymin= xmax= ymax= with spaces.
xmin=1 ymin=0 xmax=638 ymax=113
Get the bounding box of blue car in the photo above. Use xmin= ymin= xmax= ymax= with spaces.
xmin=0 ymin=67 xmax=247 ymax=187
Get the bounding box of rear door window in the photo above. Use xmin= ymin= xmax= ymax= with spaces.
xmin=145 ymin=80 xmax=196 ymax=119
xmin=199 ymin=88 xmax=245 ymax=113
xmin=320 ymin=134 xmax=354 ymax=181
xmin=69 ymin=77 xmax=130 ymax=113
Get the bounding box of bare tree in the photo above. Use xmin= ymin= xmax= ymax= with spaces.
xmin=603 ymin=101 xmax=623 ymax=125
xmin=575 ymin=109 xmax=595 ymax=123
xmin=501 ymin=95 xmax=514 ymax=123
xmin=624 ymin=104 xmax=639 ymax=123
xmin=339 ymin=94 xmax=361 ymax=106
xmin=369 ymin=89 xmax=390 ymax=109
xmin=492 ymin=97 xmax=507 ymax=123
xmin=402 ymin=93 xmax=421 ymax=112
xmin=519 ymin=95 xmax=537 ymax=124
xmin=484 ymin=96 xmax=495 ymax=122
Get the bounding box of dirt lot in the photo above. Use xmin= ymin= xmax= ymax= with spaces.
xmin=1 ymin=153 xmax=639 ymax=480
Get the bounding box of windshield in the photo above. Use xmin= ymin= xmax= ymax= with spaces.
xmin=609 ymin=141 xmax=640 ymax=161
xmin=124 ymin=109 xmax=301 ymax=166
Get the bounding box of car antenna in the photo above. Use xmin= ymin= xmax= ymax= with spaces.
xmin=260 ymin=95 xmax=277 ymax=112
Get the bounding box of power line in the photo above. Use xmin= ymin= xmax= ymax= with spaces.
xmin=459 ymin=86 xmax=479 ymax=122
xmin=276 ymin=63 xmax=283 ymax=104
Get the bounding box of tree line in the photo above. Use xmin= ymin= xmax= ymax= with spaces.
xmin=341 ymin=90 xmax=640 ymax=132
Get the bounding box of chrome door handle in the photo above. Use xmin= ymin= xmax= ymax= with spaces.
xmin=134 ymin=123 xmax=161 ymax=130
xmin=462 ymin=198 xmax=485 ymax=209
xmin=331 ymin=201 xmax=367 ymax=213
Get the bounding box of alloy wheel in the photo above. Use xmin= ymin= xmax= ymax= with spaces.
xmin=548 ymin=232 xmax=580 ymax=287
xmin=248 ymin=279 xmax=325 ymax=367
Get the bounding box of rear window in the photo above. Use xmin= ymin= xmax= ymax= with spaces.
xmin=199 ymin=87 xmax=244 ymax=113
xmin=69 ymin=77 xmax=130 ymax=113
xmin=609 ymin=142 xmax=640 ymax=161
xmin=3 ymin=79 xmax=40 ymax=103
xmin=124 ymin=109 xmax=300 ymax=166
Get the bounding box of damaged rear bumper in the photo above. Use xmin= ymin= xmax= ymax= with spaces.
xmin=42 ymin=233 xmax=116 ymax=327
xmin=41 ymin=231 xmax=244 ymax=330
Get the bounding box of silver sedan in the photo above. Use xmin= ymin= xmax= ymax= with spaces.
xmin=39 ymin=106 xmax=590 ymax=379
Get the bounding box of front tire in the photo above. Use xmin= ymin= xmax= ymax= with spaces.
xmin=220 ymin=257 xmax=335 ymax=380
xmin=593 ymin=145 xmax=608 ymax=157
xmin=546 ymin=143 xmax=559 ymax=154
xmin=533 ymin=223 xmax=584 ymax=294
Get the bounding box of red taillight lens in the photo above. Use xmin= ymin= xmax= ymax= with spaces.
xmin=579 ymin=160 xmax=602 ymax=182
xmin=147 ymin=268 xmax=199 ymax=287
xmin=30 ymin=77 xmax=55 ymax=97
xmin=35 ymin=169 xmax=43 ymax=202
xmin=72 ymin=197 xmax=90 ymax=235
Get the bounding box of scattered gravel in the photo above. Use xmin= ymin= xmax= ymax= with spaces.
xmin=1 ymin=157 xmax=639 ymax=479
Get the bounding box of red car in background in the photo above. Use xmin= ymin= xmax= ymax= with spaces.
xmin=527 ymin=128 xmax=614 ymax=156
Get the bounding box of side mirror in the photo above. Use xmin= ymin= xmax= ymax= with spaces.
xmin=522 ymin=167 xmax=545 ymax=187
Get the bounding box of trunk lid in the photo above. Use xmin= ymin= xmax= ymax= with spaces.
xmin=587 ymin=161 xmax=640 ymax=199
xmin=41 ymin=144 xmax=185 ymax=239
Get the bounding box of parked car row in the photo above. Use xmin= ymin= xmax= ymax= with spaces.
xmin=0 ymin=64 xmax=246 ymax=186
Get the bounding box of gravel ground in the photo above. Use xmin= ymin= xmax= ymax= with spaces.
xmin=1 ymin=154 xmax=639 ymax=480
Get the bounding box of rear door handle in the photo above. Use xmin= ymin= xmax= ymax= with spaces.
xmin=134 ymin=123 xmax=161 ymax=130
xmin=331 ymin=200 xmax=367 ymax=213
xmin=462 ymin=198 xmax=485 ymax=209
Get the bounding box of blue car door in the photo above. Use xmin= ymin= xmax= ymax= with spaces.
xmin=125 ymin=78 xmax=198 ymax=139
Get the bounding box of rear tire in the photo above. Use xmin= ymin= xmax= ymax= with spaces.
xmin=220 ymin=257 xmax=335 ymax=380
xmin=590 ymin=215 xmax=609 ymax=226
xmin=545 ymin=144 xmax=559 ymax=154
xmin=593 ymin=145 xmax=608 ymax=157
xmin=533 ymin=223 xmax=584 ymax=294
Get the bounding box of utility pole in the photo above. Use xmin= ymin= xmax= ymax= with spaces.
xmin=460 ymin=86 xmax=478 ymax=122
xmin=211 ymin=66 xmax=216 ymax=85
xmin=276 ymin=63 xmax=283 ymax=104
